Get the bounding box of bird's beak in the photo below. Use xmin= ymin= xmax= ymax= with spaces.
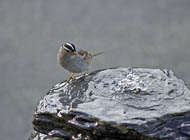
xmin=72 ymin=51 xmax=77 ymax=56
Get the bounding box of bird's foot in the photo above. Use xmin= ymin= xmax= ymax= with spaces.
xmin=67 ymin=72 xmax=75 ymax=81
xmin=84 ymin=70 xmax=89 ymax=76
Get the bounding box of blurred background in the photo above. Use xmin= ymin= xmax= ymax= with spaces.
xmin=0 ymin=0 xmax=190 ymax=139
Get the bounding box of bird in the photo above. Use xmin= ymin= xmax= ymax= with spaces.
xmin=58 ymin=42 xmax=103 ymax=80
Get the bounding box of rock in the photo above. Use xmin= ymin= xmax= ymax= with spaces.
xmin=30 ymin=68 xmax=190 ymax=140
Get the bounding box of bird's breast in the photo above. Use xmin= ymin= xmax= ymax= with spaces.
xmin=60 ymin=54 xmax=87 ymax=73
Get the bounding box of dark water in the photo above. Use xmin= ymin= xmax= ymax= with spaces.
xmin=0 ymin=0 xmax=190 ymax=140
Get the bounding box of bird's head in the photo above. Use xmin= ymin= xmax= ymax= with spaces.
xmin=61 ymin=42 xmax=77 ymax=56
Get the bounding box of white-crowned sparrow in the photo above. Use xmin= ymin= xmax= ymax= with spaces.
xmin=58 ymin=42 xmax=103 ymax=80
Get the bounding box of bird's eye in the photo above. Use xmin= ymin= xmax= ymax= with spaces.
xmin=62 ymin=44 xmax=72 ymax=53
xmin=65 ymin=49 xmax=71 ymax=53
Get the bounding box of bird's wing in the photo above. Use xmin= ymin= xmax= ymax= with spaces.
xmin=78 ymin=50 xmax=88 ymax=56
xmin=78 ymin=50 xmax=89 ymax=59
xmin=78 ymin=50 xmax=104 ymax=59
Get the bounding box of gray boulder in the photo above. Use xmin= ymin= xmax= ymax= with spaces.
xmin=29 ymin=68 xmax=190 ymax=140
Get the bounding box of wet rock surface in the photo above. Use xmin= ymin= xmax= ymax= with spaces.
xmin=30 ymin=68 xmax=190 ymax=140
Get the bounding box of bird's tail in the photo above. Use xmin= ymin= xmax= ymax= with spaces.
xmin=91 ymin=52 xmax=104 ymax=57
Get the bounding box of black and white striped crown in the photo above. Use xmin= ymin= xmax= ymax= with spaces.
xmin=63 ymin=42 xmax=76 ymax=52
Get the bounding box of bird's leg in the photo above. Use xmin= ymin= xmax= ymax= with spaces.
xmin=84 ymin=69 xmax=89 ymax=75
xmin=69 ymin=72 xmax=75 ymax=80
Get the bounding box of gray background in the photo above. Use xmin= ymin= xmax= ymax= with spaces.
xmin=0 ymin=0 xmax=190 ymax=140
